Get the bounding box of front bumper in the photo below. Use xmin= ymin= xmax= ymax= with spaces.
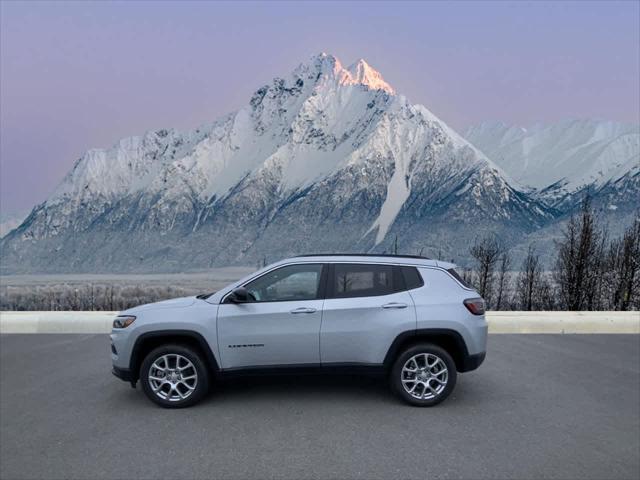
xmin=112 ymin=366 xmax=133 ymax=383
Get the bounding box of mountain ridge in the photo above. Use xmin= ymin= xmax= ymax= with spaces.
xmin=464 ymin=119 xmax=639 ymax=209
xmin=3 ymin=54 xmax=626 ymax=273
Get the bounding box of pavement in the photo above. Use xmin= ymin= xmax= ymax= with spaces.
xmin=1 ymin=334 xmax=639 ymax=480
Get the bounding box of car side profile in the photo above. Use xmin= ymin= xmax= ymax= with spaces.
xmin=111 ymin=254 xmax=487 ymax=408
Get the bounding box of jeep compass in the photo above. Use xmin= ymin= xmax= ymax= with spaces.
xmin=111 ymin=255 xmax=487 ymax=408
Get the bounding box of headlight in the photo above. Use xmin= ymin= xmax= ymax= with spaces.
xmin=113 ymin=315 xmax=136 ymax=329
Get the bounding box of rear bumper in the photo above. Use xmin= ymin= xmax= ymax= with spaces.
xmin=459 ymin=351 xmax=486 ymax=372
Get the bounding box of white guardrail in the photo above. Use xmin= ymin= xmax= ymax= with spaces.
xmin=0 ymin=310 xmax=638 ymax=334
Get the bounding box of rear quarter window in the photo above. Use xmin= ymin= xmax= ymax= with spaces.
xmin=446 ymin=268 xmax=473 ymax=289
xmin=400 ymin=266 xmax=424 ymax=290
xmin=418 ymin=268 xmax=463 ymax=296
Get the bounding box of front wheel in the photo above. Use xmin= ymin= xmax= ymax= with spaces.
xmin=390 ymin=344 xmax=457 ymax=407
xmin=140 ymin=344 xmax=210 ymax=408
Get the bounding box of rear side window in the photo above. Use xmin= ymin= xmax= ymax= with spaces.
xmin=447 ymin=268 xmax=473 ymax=289
xmin=330 ymin=263 xmax=399 ymax=298
xmin=400 ymin=266 xmax=424 ymax=290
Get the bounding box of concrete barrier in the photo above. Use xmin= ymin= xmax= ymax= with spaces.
xmin=488 ymin=311 xmax=639 ymax=334
xmin=1 ymin=310 xmax=638 ymax=334
xmin=0 ymin=311 xmax=116 ymax=334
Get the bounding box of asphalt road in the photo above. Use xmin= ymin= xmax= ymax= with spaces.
xmin=1 ymin=334 xmax=639 ymax=480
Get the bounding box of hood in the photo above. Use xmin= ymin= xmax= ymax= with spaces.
xmin=121 ymin=296 xmax=198 ymax=315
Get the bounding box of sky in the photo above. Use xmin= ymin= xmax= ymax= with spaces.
xmin=1 ymin=0 xmax=639 ymax=214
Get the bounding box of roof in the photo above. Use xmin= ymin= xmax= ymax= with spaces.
xmin=203 ymin=254 xmax=457 ymax=304
xmin=287 ymin=254 xmax=455 ymax=269
xmin=295 ymin=253 xmax=431 ymax=260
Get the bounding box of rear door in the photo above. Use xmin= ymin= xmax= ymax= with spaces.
xmin=320 ymin=263 xmax=417 ymax=365
xmin=217 ymin=263 xmax=326 ymax=369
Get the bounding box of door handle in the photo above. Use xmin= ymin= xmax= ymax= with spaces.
xmin=290 ymin=307 xmax=317 ymax=314
xmin=382 ymin=302 xmax=408 ymax=309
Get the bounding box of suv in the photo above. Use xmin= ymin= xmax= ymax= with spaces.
xmin=111 ymin=255 xmax=487 ymax=408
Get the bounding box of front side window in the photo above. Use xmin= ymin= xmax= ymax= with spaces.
xmin=331 ymin=263 xmax=398 ymax=298
xmin=244 ymin=264 xmax=323 ymax=302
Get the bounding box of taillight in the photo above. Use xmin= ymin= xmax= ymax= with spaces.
xmin=464 ymin=298 xmax=485 ymax=315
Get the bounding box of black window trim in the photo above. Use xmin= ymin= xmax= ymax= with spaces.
xmin=326 ymin=263 xmax=407 ymax=300
xmin=446 ymin=267 xmax=474 ymax=290
xmin=400 ymin=265 xmax=425 ymax=291
xmin=223 ymin=263 xmax=328 ymax=304
xmin=219 ymin=261 xmax=434 ymax=304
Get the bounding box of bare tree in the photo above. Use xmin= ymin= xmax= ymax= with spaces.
xmin=554 ymin=197 xmax=602 ymax=310
xmin=587 ymin=231 xmax=608 ymax=310
xmin=87 ymin=283 xmax=96 ymax=311
xmin=108 ymin=285 xmax=115 ymax=311
xmin=515 ymin=245 xmax=544 ymax=311
xmin=494 ymin=251 xmax=511 ymax=311
xmin=537 ymin=275 xmax=556 ymax=311
xmin=607 ymin=217 xmax=640 ymax=310
xmin=461 ymin=268 xmax=474 ymax=288
xmin=469 ymin=235 xmax=502 ymax=307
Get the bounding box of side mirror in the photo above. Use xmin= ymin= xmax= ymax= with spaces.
xmin=227 ymin=286 xmax=250 ymax=303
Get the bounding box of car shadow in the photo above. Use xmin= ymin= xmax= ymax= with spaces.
xmin=112 ymin=371 xmax=496 ymax=409
xmin=208 ymin=373 xmax=397 ymax=405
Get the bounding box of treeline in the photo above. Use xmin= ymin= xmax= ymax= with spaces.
xmin=1 ymin=198 xmax=638 ymax=312
xmin=463 ymin=198 xmax=640 ymax=311
xmin=0 ymin=284 xmax=198 ymax=312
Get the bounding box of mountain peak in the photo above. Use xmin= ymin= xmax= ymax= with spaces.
xmin=302 ymin=53 xmax=395 ymax=94
xmin=308 ymin=52 xmax=339 ymax=68
xmin=346 ymin=58 xmax=395 ymax=94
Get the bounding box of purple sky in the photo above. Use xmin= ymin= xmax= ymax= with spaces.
xmin=1 ymin=0 xmax=638 ymax=213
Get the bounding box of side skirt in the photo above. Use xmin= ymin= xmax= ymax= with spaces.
xmin=218 ymin=363 xmax=386 ymax=378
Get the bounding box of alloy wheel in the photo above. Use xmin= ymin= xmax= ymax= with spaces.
xmin=400 ymin=353 xmax=448 ymax=400
xmin=148 ymin=354 xmax=198 ymax=402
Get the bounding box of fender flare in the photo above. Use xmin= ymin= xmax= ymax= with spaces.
xmin=383 ymin=328 xmax=470 ymax=370
xmin=129 ymin=329 xmax=220 ymax=380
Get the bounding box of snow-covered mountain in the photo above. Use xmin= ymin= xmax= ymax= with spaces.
xmin=0 ymin=212 xmax=27 ymax=239
xmin=464 ymin=120 xmax=639 ymax=209
xmin=1 ymin=53 xmax=555 ymax=273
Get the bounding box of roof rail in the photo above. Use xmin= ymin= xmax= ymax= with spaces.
xmin=294 ymin=253 xmax=431 ymax=260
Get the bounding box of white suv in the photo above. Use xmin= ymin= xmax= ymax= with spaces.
xmin=111 ymin=255 xmax=487 ymax=408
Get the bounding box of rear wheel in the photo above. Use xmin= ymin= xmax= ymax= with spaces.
xmin=391 ymin=343 xmax=457 ymax=407
xmin=140 ymin=344 xmax=210 ymax=408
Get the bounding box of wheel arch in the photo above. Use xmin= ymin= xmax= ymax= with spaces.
xmin=130 ymin=330 xmax=220 ymax=383
xmin=383 ymin=329 xmax=470 ymax=372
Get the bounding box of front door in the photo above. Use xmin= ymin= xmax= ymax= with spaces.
xmin=217 ymin=263 xmax=326 ymax=369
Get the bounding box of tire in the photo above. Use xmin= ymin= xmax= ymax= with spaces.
xmin=390 ymin=343 xmax=457 ymax=407
xmin=140 ymin=344 xmax=210 ymax=408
